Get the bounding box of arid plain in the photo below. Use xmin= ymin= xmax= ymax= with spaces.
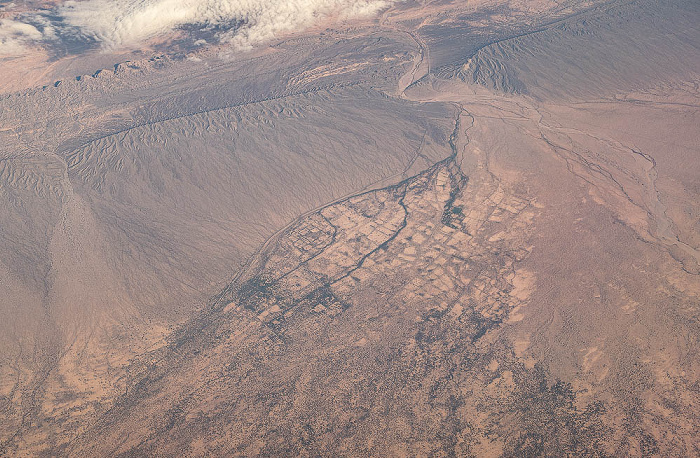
xmin=1 ymin=0 xmax=699 ymax=455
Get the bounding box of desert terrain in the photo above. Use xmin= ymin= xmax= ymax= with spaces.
xmin=0 ymin=0 xmax=699 ymax=455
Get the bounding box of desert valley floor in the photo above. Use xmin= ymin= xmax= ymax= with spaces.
xmin=1 ymin=0 xmax=699 ymax=455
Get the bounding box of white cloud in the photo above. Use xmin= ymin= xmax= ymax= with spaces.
xmin=0 ymin=18 xmax=46 ymax=54
xmin=58 ymin=0 xmax=394 ymax=50
xmin=0 ymin=0 xmax=393 ymax=56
